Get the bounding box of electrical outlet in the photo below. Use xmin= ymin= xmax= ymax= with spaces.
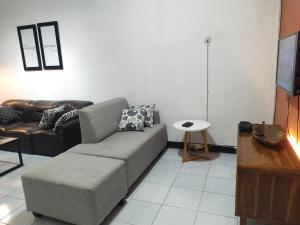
xmin=204 ymin=36 xmax=212 ymax=44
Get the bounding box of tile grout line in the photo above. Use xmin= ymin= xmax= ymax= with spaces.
xmin=197 ymin=209 xmax=238 ymax=220
xmin=150 ymin=151 xmax=183 ymax=225
xmin=205 ymin=175 xmax=236 ymax=181
xmin=192 ymin=159 xmax=211 ymax=225
xmin=203 ymin=190 xmax=235 ymax=197
xmin=124 ymin=197 xmax=204 ymax=214
xmin=196 ymin=153 xmax=238 ymax=223
xmin=200 ymin=190 xmax=236 ymax=198
xmin=196 ymin=209 xmax=239 ymax=220
xmin=0 ymin=203 xmax=26 ymax=224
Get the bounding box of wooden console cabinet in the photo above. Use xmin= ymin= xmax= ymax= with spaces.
xmin=236 ymin=128 xmax=300 ymax=225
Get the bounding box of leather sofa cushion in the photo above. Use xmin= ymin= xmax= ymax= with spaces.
xmin=2 ymin=99 xmax=93 ymax=123
xmin=79 ymin=97 xmax=129 ymax=143
xmin=31 ymin=129 xmax=56 ymax=136
xmin=5 ymin=122 xmax=42 ymax=135
xmin=2 ymin=100 xmax=34 ymax=122
xmin=2 ymin=100 xmax=34 ymax=111
xmin=0 ymin=125 xmax=6 ymax=132
xmin=54 ymin=101 xmax=94 ymax=109
xmin=0 ymin=122 xmax=31 ymax=132
xmin=69 ymin=124 xmax=168 ymax=187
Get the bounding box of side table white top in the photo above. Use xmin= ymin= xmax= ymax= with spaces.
xmin=173 ymin=120 xmax=211 ymax=132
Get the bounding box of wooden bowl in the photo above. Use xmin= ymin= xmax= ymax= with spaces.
xmin=252 ymin=124 xmax=285 ymax=147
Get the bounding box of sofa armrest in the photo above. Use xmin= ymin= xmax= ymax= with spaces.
xmin=55 ymin=119 xmax=82 ymax=150
xmin=153 ymin=110 xmax=160 ymax=124
xmin=55 ymin=118 xmax=79 ymax=132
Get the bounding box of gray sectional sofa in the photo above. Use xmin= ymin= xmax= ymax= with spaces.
xmin=21 ymin=97 xmax=168 ymax=225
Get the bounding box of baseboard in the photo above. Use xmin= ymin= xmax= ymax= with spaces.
xmin=167 ymin=141 xmax=236 ymax=154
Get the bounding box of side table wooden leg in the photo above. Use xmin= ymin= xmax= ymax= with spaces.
xmin=182 ymin=132 xmax=202 ymax=162
xmin=240 ymin=217 xmax=247 ymax=225
xmin=182 ymin=132 xmax=189 ymax=162
xmin=201 ymin=130 xmax=210 ymax=160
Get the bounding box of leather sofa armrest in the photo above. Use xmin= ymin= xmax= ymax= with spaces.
xmin=55 ymin=118 xmax=79 ymax=133
xmin=55 ymin=119 xmax=82 ymax=150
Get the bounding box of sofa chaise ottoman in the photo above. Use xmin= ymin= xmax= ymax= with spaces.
xmin=22 ymin=152 xmax=127 ymax=225
xmin=22 ymin=97 xmax=168 ymax=225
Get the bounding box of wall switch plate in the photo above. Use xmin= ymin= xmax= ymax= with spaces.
xmin=204 ymin=36 xmax=212 ymax=44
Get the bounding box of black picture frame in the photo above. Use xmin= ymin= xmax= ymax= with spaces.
xmin=17 ymin=24 xmax=42 ymax=71
xmin=37 ymin=21 xmax=63 ymax=70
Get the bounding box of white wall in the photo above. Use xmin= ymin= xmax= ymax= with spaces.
xmin=0 ymin=0 xmax=280 ymax=146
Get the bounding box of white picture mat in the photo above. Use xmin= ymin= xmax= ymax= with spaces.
xmin=40 ymin=26 xmax=59 ymax=66
xmin=20 ymin=29 xmax=39 ymax=67
xmin=277 ymin=34 xmax=298 ymax=93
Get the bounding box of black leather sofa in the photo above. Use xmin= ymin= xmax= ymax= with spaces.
xmin=0 ymin=99 xmax=93 ymax=156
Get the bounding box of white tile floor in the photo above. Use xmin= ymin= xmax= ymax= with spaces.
xmin=0 ymin=148 xmax=266 ymax=225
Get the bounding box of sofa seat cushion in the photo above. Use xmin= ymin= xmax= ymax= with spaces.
xmin=22 ymin=152 xmax=127 ymax=225
xmin=5 ymin=122 xmax=41 ymax=135
xmin=69 ymin=124 xmax=168 ymax=187
xmin=30 ymin=129 xmax=56 ymax=136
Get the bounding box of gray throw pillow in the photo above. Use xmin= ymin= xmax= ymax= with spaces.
xmin=117 ymin=108 xmax=147 ymax=131
xmin=39 ymin=105 xmax=67 ymax=129
xmin=53 ymin=109 xmax=78 ymax=131
xmin=129 ymin=104 xmax=155 ymax=127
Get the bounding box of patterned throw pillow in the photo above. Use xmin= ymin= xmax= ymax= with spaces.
xmin=129 ymin=104 xmax=155 ymax=127
xmin=117 ymin=108 xmax=147 ymax=131
xmin=39 ymin=105 xmax=67 ymax=129
xmin=53 ymin=109 xmax=78 ymax=131
xmin=0 ymin=106 xmax=20 ymax=125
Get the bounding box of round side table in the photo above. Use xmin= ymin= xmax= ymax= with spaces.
xmin=173 ymin=120 xmax=211 ymax=163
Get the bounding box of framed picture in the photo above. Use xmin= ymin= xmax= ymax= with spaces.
xmin=17 ymin=25 xmax=42 ymax=71
xmin=37 ymin=21 xmax=63 ymax=70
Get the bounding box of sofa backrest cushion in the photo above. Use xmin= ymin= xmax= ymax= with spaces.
xmin=2 ymin=99 xmax=93 ymax=122
xmin=79 ymin=97 xmax=129 ymax=143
